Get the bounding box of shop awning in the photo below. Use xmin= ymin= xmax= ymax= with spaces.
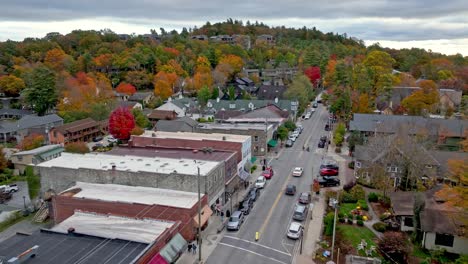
xmin=193 ymin=205 xmax=213 ymax=228
xmin=158 ymin=233 xmax=186 ymax=263
xmin=267 ymin=139 xmax=278 ymax=147
xmin=239 ymin=169 xmax=250 ymax=181
xmin=250 ymin=156 xmax=257 ymax=163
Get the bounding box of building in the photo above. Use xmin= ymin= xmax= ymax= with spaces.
xmin=206 ymin=98 xmax=298 ymax=119
xmin=191 ymin=35 xmax=208 ymax=41
xmin=223 ymin=77 xmax=258 ymax=99
xmin=119 ymin=100 xmax=143 ymax=110
xmin=256 ymin=34 xmax=275 ymax=45
xmin=256 ymin=84 xmax=287 ymax=100
xmin=53 ymin=182 xmax=212 ymax=241
xmin=128 ymin=91 xmax=154 ymax=106
xmin=224 ymin=104 xmax=289 ymax=124
xmin=0 ymin=108 xmax=32 ymax=120
xmin=48 ymin=118 xmax=103 ymax=145
xmin=156 ymin=97 xmax=198 ymax=117
xmin=38 ymin=152 xmax=225 ymax=205
xmin=195 ymin=123 xmax=277 ymax=156
xmin=0 ymin=114 xmax=63 ymax=143
xmin=147 ymin=110 xmax=178 ymax=126
xmin=389 ymin=191 xmax=416 ymax=232
xmin=10 ymin=145 xmax=64 ymax=174
xmin=154 ymin=116 xmax=199 ymax=132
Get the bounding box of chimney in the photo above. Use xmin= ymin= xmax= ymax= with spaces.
xmin=216 ymin=97 xmax=220 ymax=103
xmin=112 ymin=165 xmax=116 ymax=170
xmin=67 ymin=227 xmax=75 ymax=235
xmin=274 ymin=97 xmax=278 ymax=103
xmin=178 ymin=93 xmax=183 ymax=99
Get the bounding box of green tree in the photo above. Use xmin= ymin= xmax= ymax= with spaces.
xmin=132 ymin=108 xmax=151 ymax=129
xmin=197 ymin=85 xmax=212 ymax=108
xmin=23 ymin=65 xmax=57 ymax=115
xmin=89 ymin=103 xmax=114 ymax=121
xmin=276 ymin=126 xmax=288 ymax=143
xmin=284 ymin=120 xmax=296 ymax=131
xmin=227 ymin=86 xmax=236 ymax=100
xmin=65 ymin=142 xmax=90 ymax=154
xmin=210 ymin=87 xmax=219 ymax=99
xmin=284 ymin=74 xmax=313 ymax=110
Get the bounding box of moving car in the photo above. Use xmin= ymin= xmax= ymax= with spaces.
xmin=292 ymin=204 xmax=308 ymax=221
xmin=285 ymin=139 xmax=294 ymax=148
xmin=285 ymin=184 xmax=297 ymax=195
xmin=319 ymin=167 xmax=339 ymax=176
xmin=262 ymin=167 xmax=274 ymax=179
xmin=255 ymin=176 xmax=267 ymax=189
xmin=287 ymin=222 xmax=303 ymax=239
xmin=298 ymin=192 xmax=311 ymax=204
xmin=318 ymin=176 xmax=340 ymax=187
xmin=227 ymin=211 xmax=245 ymax=231
xmin=0 ymin=184 xmax=18 ymax=193
xmin=248 ymin=188 xmax=260 ymax=201
xmin=292 ymin=167 xmax=303 ymax=177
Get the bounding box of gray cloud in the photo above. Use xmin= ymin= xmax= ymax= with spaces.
xmin=0 ymin=0 xmax=467 ymax=41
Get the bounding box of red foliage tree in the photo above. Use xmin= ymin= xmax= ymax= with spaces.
xmin=116 ymin=82 xmax=137 ymax=95
xmin=304 ymin=66 xmax=321 ymax=87
xmin=109 ymin=107 xmax=135 ymax=140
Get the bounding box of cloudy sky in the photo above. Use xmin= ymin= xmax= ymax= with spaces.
xmin=1 ymin=0 xmax=467 ymax=55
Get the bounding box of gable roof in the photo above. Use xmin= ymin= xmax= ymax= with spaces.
xmin=0 ymin=114 xmax=63 ymax=133
xmin=53 ymin=118 xmax=97 ymax=134
xmin=206 ymin=99 xmax=297 ymax=114
xmin=147 ymin=110 xmax=177 ymax=120
xmin=256 ymin=85 xmax=287 ymax=100
xmin=214 ymin=110 xmax=244 ymax=120
xmin=155 ymin=118 xmax=199 ymax=132
xmin=128 ymin=92 xmax=153 ymax=101
xmin=428 ymin=150 xmax=468 ymax=178
xmin=389 ymin=191 xmax=415 ymax=216
xmin=118 ymin=101 xmax=139 ymax=108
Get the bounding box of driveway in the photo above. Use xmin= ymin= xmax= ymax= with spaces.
xmin=3 ymin=181 xmax=31 ymax=209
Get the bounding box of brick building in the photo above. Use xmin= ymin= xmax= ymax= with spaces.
xmin=48 ymin=118 xmax=103 ymax=144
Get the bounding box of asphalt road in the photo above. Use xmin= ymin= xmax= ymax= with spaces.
xmin=206 ymin=104 xmax=333 ymax=264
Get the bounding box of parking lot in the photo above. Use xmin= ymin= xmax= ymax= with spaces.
xmin=2 ymin=181 xmax=31 ymax=209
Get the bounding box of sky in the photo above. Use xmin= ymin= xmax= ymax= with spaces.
xmin=1 ymin=0 xmax=467 ymax=55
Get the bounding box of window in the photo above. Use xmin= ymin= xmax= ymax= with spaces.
xmin=387 ymin=166 xmax=398 ymax=173
xmin=229 ymin=104 xmax=236 ymax=109
xmin=403 ymin=217 xmax=413 ymax=227
xmin=254 ymin=136 xmax=259 ymax=142
xmin=355 ymin=161 xmax=361 ymax=168
xmin=435 ymin=233 xmax=454 ymax=247
xmin=18 ymin=156 xmax=23 ymax=162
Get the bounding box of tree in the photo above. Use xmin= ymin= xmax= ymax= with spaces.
xmin=0 ymin=75 xmax=25 ymax=96
xmin=276 ymin=126 xmax=288 ymax=143
xmin=116 ymin=82 xmax=136 ymax=95
xmin=153 ymin=71 xmax=177 ymax=100
xmin=19 ymin=134 xmax=44 ymax=150
xmin=285 ymin=74 xmax=314 ymax=110
xmin=124 ymin=70 xmax=152 ymax=90
xmin=109 ymin=107 xmax=135 ymax=140
xmin=401 ymin=81 xmax=439 ymax=115
xmin=323 ymin=59 xmax=337 ymax=87
xmin=23 ymin=65 xmax=57 ymax=115
xmin=130 ymin=126 xmax=144 ymax=136
xmin=218 ymin=54 xmax=243 ymax=78
xmin=304 ymin=66 xmax=321 ymax=88
xmin=44 ymin=48 xmax=68 ymax=71
xmin=132 ymin=108 xmax=151 ymax=129
xmin=378 ymin=232 xmax=409 ymax=263
xmin=435 ymin=159 xmax=468 ymax=210
xmin=197 ymin=85 xmax=211 ymax=108
xmin=65 ymin=142 xmax=90 ymax=154
xmin=0 ymin=146 xmax=8 ymax=172
xmin=354 ymin=93 xmax=372 ymax=113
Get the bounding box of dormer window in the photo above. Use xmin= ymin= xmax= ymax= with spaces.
xmin=207 ymin=102 xmax=212 ymax=108
xmin=229 ymin=104 xmax=236 ymax=109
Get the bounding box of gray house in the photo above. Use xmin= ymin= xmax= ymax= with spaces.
xmin=0 ymin=114 xmax=63 ymax=143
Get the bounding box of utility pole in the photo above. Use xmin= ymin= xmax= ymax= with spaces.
xmin=197 ymin=165 xmax=202 ymax=263
xmin=331 ymin=192 xmax=339 ymax=261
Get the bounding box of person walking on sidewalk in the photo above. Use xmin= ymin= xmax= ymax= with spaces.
xmin=192 ymin=242 xmax=197 ymax=255
xmin=187 ymin=242 xmax=192 ymax=253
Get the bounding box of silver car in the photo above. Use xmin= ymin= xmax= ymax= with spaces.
xmin=287 ymin=222 xmax=303 ymax=239
xmin=227 ymin=211 xmax=244 ymax=231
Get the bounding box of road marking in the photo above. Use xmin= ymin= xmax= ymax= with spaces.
xmin=223 ymin=236 xmax=291 ymax=256
xmin=258 ymin=175 xmax=290 ymax=238
xmin=218 ymin=243 xmax=289 ymax=264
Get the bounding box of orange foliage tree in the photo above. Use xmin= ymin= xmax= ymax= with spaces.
xmin=44 ymin=48 xmax=68 ymax=71
xmin=435 ymin=159 xmax=468 ymax=211
xmin=19 ymin=134 xmax=44 ymax=150
xmin=218 ymin=54 xmax=243 ymax=78
xmin=93 ymin=54 xmax=113 ymax=69
xmin=323 ymin=59 xmax=337 ymax=87
xmin=64 ymin=142 xmax=90 ymax=154
xmin=116 ymin=82 xmax=136 ymax=95
xmin=153 ymin=71 xmax=177 ymax=99
xmin=401 ymin=80 xmax=439 ymax=115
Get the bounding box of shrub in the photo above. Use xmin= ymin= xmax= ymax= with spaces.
xmin=349 ymin=185 xmax=366 ymax=201
xmin=341 ymin=192 xmax=357 ymax=203
xmin=250 ymin=165 xmax=257 ymax=173
xmin=348 ymin=161 xmax=354 ymax=169
xmin=373 ymin=222 xmax=387 ymax=232
xmin=335 ymin=147 xmax=341 ymax=153
xmin=356 ymin=215 xmax=363 ymax=221
xmin=339 ymin=218 xmax=345 ymax=223
xmin=357 ymin=220 xmax=364 ymax=226
xmin=368 ymin=192 xmax=379 ymax=203
xmin=379 ymin=196 xmax=391 ymax=208
xmin=380 ymin=212 xmax=391 ymax=221
xmin=357 ymin=200 xmax=369 ymax=211
xmin=378 ymin=232 xmax=409 ymax=263
xmin=65 ymin=142 xmax=90 ymax=154
xmin=347 ymin=218 xmax=354 ymax=224
xmin=338 ymin=212 xmax=344 ymax=218
xmin=343 ymin=181 xmax=356 ymax=192
xmin=324 ymin=212 xmax=335 ymax=236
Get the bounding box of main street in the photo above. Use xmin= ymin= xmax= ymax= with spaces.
xmin=206 ymin=104 xmax=331 ymax=264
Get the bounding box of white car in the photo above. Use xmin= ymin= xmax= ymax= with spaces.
xmin=107 ymin=136 xmax=118 ymax=143
xmin=255 ymin=176 xmax=266 ymax=189
xmin=289 ymin=135 xmax=297 ymax=142
xmin=304 ymin=113 xmax=311 ymax=119
xmin=311 ymin=108 xmax=316 ymax=112
xmin=287 ymin=222 xmax=303 ymax=239
xmin=0 ymin=184 xmax=18 ymax=193
xmin=292 ymin=131 xmax=300 ymax=138
xmin=292 ymin=167 xmax=303 ymax=177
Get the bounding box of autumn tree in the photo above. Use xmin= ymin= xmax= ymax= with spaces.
xmin=23 ymin=65 xmax=58 ymax=115
xmin=0 ymin=75 xmax=26 ymax=97
xmin=132 ymin=108 xmax=151 ymax=129
xmin=323 ymin=59 xmax=337 ymax=87
xmin=0 ymin=146 xmax=7 ymax=172
xmin=125 ymin=70 xmax=152 ymax=90
xmin=378 ymin=232 xmax=409 ymax=263
xmin=116 ymin=82 xmax=136 ymax=95
xmin=109 ymin=107 xmax=135 ymax=140
xmin=19 ymin=134 xmax=45 ymax=151
xmin=435 ymin=159 xmax=468 ymax=210
xmin=218 ymin=54 xmax=243 ymax=79
xmin=153 ymin=71 xmax=177 ymax=100
xmin=401 ymin=80 xmax=439 ymax=115
xmin=354 ymin=93 xmax=372 ymax=113
xmin=65 ymin=142 xmax=90 ymax=154
xmin=304 ymin=66 xmax=321 ymax=88
xmin=44 ymin=48 xmax=68 ymax=71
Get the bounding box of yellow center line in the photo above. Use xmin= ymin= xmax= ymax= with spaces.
xmin=258 ymin=176 xmax=291 ymax=237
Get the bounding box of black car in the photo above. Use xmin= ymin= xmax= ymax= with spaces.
xmin=312 ymin=102 xmax=318 ymax=108
xmin=318 ymin=176 xmax=340 ymax=187
xmin=92 ymin=136 xmax=103 ymax=142
xmin=240 ymin=197 xmax=254 ymax=215
xmin=318 ymin=140 xmax=326 ymax=148
xmin=325 ymin=124 xmax=330 ymax=131
xmin=320 ymin=163 xmax=339 ymax=170
xmin=248 ymin=188 xmax=260 ymax=202
xmin=285 ymin=184 xmax=297 ymax=195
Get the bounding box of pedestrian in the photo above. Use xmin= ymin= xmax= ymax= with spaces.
xmin=187 ymin=242 xmax=192 ymax=253
xmin=220 ymin=211 xmax=224 ymax=222
xmin=192 ymin=242 xmax=197 ymax=255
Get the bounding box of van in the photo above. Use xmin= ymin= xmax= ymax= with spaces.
xmin=292 ymin=204 xmax=308 ymax=221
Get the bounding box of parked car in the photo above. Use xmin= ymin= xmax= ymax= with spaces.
xmin=312 ymin=102 xmax=318 ymax=108
xmin=298 ymin=192 xmax=311 ymax=204
xmin=285 ymin=139 xmax=294 ymax=148
xmin=0 ymin=184 xmax=18 ymax=193
xmin=289 ymin=135 xmax=297 ymax=142
xmin=248 ymin=188 xmax=260 ymax=201
xmin=324 ymin=123 xmax=330 ymax=131
xmin=292 ymin=131 xmax=300 ymax=138
xmin=262 ymin=167 xmax=274 ymax=179
xmin=107 ymin=136 xmax=118 ymax=143
xmin=319 ymin=167 xmax=339 ymax=176
xmin=255 ymin=176 xmax=267 ymax=189
xmin=296 ymin=124 xmax=303 ymax=133
xmin=287 ymin=222 xmax=303 ymax=239
xmin=318 ymin=140 xmax=326 ymax=148
xmin=92 ymin=143 xmax=104 ymax=151
xmin=292 ymin=204 xmax=308 ymax=221
xmin=285 ymin=184 xmax=297 ymax=195
xmin=304 ymin=113 xmax=311 ymax=120
xmin=92 ymin=136 xmax=103 ymax=142
xmin=292 ymin=167 xmax=303 ymax=177
xmin=240 ymin=197 xmax=253 ymax=215
xmin=227 ymin=211 xmax=245 ymax=231
xmin=320 ymin=163 xmax=339 ymax=171
xmin=318 ymin=176 xmax=340 ymax=187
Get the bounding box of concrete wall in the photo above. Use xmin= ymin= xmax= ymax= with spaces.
xmin=423 ymin=232 xmax=468 ymax=254
xmin=39 ymin=162 xmax=225 ymax=205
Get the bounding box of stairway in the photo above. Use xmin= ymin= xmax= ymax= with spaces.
xmin=32 ymin=203 xmax=49 ymax=223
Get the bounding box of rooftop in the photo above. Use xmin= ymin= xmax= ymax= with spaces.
xmin=140 ymin=131 xmax=250 ymax=143
xmin=0 ymin=114 xmax=63 ymax=133
xmin=37 ymin=152 xmax=219 ymax=176
xmin=197 ymin=123 xmax=274 ymax=131
xmin=52 ymin=117 xmax=97 ymax=134
xmin=0 ymin=230 xmax=147 ymax=264
xmin=62 ymin=182 xmax=201 ymax=209
xmin=12 ymin=144 xmax=63 ymax=156
xmin=51 ymin=211 xmax=175 ymax=243
xmin=109 ymin=146 xmax=235 ymax=162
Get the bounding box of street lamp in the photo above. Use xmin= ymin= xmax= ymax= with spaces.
xmin=331 ymin=193 xmax=340 ymax=261
xmin=196 ymin=164 xmax=202 ymax=263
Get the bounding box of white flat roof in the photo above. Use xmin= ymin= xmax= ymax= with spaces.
xmin=51 ymin=211 xmax=174 ymax=243
xmin=38 ymin=152 xmax=218 ymax=176
xmin=197 ymin=123 xmax=274 ymax=131
xmin=141 ymin=131 xmax=250 ymax=143
xmin=63 ymin=182 xmax=200 ymax=209
xmin=225 ymin=118 xmax=285 ymax=123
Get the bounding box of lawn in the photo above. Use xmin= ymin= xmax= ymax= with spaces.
xmin=339 ymin=203 xmax=358 ymax=216
xmin=338 ymin=224 xmax=378 ymax=257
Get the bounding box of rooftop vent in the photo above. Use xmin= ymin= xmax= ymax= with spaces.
xmin=137 ymin=159 xmax=143 ymax=161
xmin=222 ymin=136 xmax=226 ymax=141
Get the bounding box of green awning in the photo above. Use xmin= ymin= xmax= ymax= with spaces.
xmin=267 ymin=139 xmax=278 ymax=147
xmin=251 ymin=156 xmax=257 ymax=163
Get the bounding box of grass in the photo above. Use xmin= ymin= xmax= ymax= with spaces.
xmin=340 ymin=203 xmax=358 ymax=216
xmin=0 ymin=211 xmax=33 ymax=233
xmin=25 ymin=166 xmax=40 ymax=199
xmin=338 ymin=224 xmax=378 ymax=257
xmin=412 ymin=245 xmax=431 ymax=259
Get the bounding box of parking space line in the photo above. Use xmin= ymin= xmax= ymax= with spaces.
xmin=223 ymin=236 xmax=291 ymax=256
xmin=218 ymin=243 xmax=289 ymax=264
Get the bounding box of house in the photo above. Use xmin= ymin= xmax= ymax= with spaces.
xmin=48 ymin=118 xmax=102 ymax=145
xmin=191 ymin=35 xmax=208 ymax=41
xmin=224 ymin=104 xmax=289 ymax=124
xmin=439 ymin=88 xmax=463 ymax=110
xmin=209 ymin=35 xmax=234 ymax=44
xmin=154 ymin=116 xmax=198 ymax=132
xmin=256 ymin=34 xmax=275 ymax=45
xmin=10 ymin=144 xmax=64 ymax=174
xmin=389 ymin=188 xmax=468 ymax=254
xmin=114 ymin=91 xmax=129 ymax=101
xmin=147 ymin=110 xmax=178 ymax=126
xmin=128 ymin=91 xmax=154 ymax=107
xmin=256 ymin=84 xmax=287 ymax=100
xmin=206 ymin=98 xmax=298 ymax=119
xmin=118 ymin=100 xmax=142 ymax=110
xmin=214 ymin=110 xmax=244 ymax=120
xmin=0 ymin=109 xmax=33 ymax=120
xmin=0 ymin=114 xmax=63 ymax=143
xmin=156 ymin=97 xmax=198 ymax=117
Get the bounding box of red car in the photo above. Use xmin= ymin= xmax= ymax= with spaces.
xmin=262 ymin=167 xmax=274 ymax=179
xmin=319 ymin=167 xmax=339 ymax=176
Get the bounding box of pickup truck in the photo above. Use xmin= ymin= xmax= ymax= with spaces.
xmin=0 ymin=184 xmax=19 ymax=193
xmin=317 ymin=176 xmax=340 ymax=187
